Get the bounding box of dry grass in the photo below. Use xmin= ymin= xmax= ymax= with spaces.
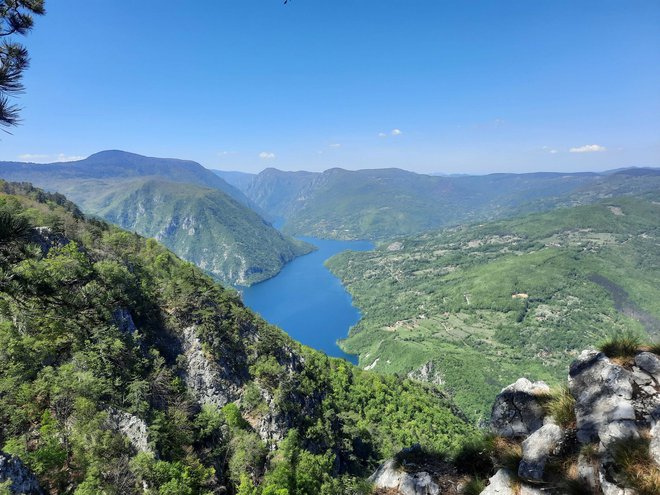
xmin=491 ymin=437 xmax=523 ymax=472
xmin=540 ymin=385 xmax=576 ymax=428
xmin=611 ymin=436 xmax=660 ymax=495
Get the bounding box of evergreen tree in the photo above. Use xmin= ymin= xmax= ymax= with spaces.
xmin=0 ymin=0 xmax=44 ymax=130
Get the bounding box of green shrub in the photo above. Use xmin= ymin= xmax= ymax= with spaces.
xmin=462 ymin=477 xmax=487 ymax=495
xmin=599 ymin=330 xmax=643 ymax=359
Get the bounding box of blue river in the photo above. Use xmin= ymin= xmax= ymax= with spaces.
xmin=241 ymin=237 xmax=373 ymax=363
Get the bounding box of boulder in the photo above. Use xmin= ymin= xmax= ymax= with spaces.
xmin=635 ymin=352 xmax=660 ymax=383
xmin=490 ymin=378 xmax=550 ymax=438
xmin=518 ymin=423 xmax=564 ymax=482
xmin=479 ymin=469 xmax=542 ymax=495
xmin=0 ymin=452 xmax=44 ymax=494
xmin=369 ymin=459 xmax=439 ymax=495
xmin=569 ymin=350 xmax=637 ymax=445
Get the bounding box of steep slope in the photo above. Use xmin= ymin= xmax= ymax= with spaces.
xmin=0 ymin=151 xmax=308 ymax=286
xmin=237 ymin=166 xmax=660 ymax=240
xmin=327 ymin=196 xmax=660 ymax=421
xmin=0 ymin=182 xmax=474 ymax=494
xmin=86 ymin=178 xmax=313 ymax=286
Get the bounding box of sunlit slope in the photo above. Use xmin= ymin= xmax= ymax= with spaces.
xmin=236 ymin=166 xmax=660 ymax=240
xmin=327 ymin=196 xmax=660 ymax=420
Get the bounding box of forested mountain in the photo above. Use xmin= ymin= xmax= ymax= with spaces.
xmin=0 ymin=151 xmax=251 ymax=207
xmin=224 ymin=166 xmax=660 ymax=241
xmin=327 ymin=194 xmax=660 ymax=421
xmin=0 ymin=182 xmax=474 ymax=494
xmin=0 ymin=152 xmax=308 ymax=285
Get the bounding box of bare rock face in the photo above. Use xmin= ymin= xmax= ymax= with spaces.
xmin=30 ymin=226 xmax=69 ymax=255
xmin=369 ymin=459 xmax=439 ymax=495
xmin=180 ymin=325 xmax=242 ymax=408
xmin=105 ymin=409 xmax=152 ymax=454
xmin=0 ymin=452 xmax=44 ymax=495
xmin=112 ymin=308 xmax=137 ymax=334
xmin=569 ymin=350 xmax=637 ymax=447
xmin=518 ymin=423 xmax=564 ymax=482
xmin=490 ymin=378 xmax=550 ymax=438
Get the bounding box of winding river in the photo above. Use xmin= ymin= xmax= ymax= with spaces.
xmin=241 ymin=236 xmax=373 ymax=363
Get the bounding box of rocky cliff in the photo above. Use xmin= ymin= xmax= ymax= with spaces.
xmin=370 ymin=346 xmax=660 ymax=495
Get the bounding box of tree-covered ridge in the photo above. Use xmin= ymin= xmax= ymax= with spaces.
xmin=81 ymin=177 xmax=313 ymax=286
xmin=0 ymin=182 xmax=474 ymax=494
xmin=230 ymin=166 xmax=660 ymax=240
xmin=327 ymin=196 xmax=660 ymax=422
xmin=0 ymin=151 xmax=310 ymax=286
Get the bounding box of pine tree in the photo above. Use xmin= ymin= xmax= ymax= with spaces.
xmin=0 ymin=0 xmax=44 ymax=130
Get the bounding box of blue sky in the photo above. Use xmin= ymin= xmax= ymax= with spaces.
xmin=1 ymin=0 xmax=659 ymax=174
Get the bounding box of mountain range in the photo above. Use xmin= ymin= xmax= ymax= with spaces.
xmin=0 ymin=151 xmax=311 ymax=286
xmin=217 ymin=166 xmax=660 ymax=240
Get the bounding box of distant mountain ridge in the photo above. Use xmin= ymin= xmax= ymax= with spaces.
xmin=1 ymin=150 xmax=252 ymax=206
xmin=217 ymin=165 xmax=660 ymax=240
xmin=0 ymin=150 xmax=311 ymax=285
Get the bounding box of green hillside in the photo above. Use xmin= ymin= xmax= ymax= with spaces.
xmin=83 ymin=178 xmax=313 ymax=286
xmin=234 ymin=166 xmax=660 ymax=240
xmin=0 ymin=151 xmax=309 ymax=286
xmin=327 ymin=196 xmax=660 ymax=421
xmin=0 ymin=182 xmax=474 ymax=494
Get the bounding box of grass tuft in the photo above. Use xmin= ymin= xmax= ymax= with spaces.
xmin=647 ymin=340 xmax=660 ymax=356
xmin=462 ymin=477 xmax=487 ymax=495
xmin=540 ymin=385 xmax=576 ymax=428
xmin=599 ymin=329 xmax=643 ymax=359
xmin=611 ymin=436 xmax=660 ymax=495
xmin=454 ymin=433 xmax=495 ymax=476
xmin=491 ymin=437 xmax=523 ymax=472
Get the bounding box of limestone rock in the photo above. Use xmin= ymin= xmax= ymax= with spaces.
xmin=569 ymin=350 xmax=637 ymax=445
xmin=650 ymin=421 xmax=660 ymax=466
xmin=180 ymin=325 xmax=242 ymax=408
xmin=635 ymin=352 xmax=660 ymax=383
xmin=112 ymin=308 xmax=137 ymax=334
xmin=369 ymin=459 xmax=439 ymax=495
xmin=518 ymin=423 xmax=564 ymax=482
xmin=479 ymin=469 xmax=542 ymax=495
xmin=576 ymin=452 xmax=599 ymax=492
xmin=490 ymin=378 xmax=550 ymax=438
xmin=0 ymin=452 xmax=44 ymax=494
xmin=105 ymin=409 xmax=152 ymax=454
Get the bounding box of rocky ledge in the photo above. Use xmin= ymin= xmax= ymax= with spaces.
xmin=370 ymin=348 xmax=660 ymax=495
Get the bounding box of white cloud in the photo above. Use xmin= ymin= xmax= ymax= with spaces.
xmin=217 ymin=150 xmax=238 ymax=157
xmin=378 ymin=129 xmax=402 ymax=137
xmin=550 ymin=149 xmax=558 ymax=154
xmin=569 ymin=144 xmax=606 ymax=153
xmin=258 ymin=151 xmax=275 ymax=160
xmin=541 ymin=146 xmax=558 ymax=154
xmin=18 ymin=153 xmax=84 ymax=163
xmin=328 ymin=143 xmax=341 ymax=148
